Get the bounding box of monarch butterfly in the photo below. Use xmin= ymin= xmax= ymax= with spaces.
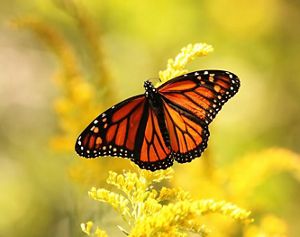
xmin=75 ymin=70 xmax=240 ymax=171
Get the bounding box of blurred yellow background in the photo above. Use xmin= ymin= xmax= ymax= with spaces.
xmin=0 ymin=0 xmax=299 ymax=236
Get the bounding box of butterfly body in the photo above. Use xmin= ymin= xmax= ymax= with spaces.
xmin=144 ymin=80 xmax=170 ymax=145
xmin=75 ymin=70 xmax=240 ymax=171
xmin=144 ymin=80 xmax=162 ymax=109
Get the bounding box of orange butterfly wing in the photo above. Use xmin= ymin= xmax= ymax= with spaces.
xmin=75 ymin=95 xmax=145 ymax=159
xmin=134 ymin=107 xmax=172 ymax=170
xmin=162 ymin=100 xmax=209 ymax=163
xmin=159 ymin=70 xmax=240 ymax=163
xmin=159 ymin=70 xmax=240 ymax=124
xmin=75 ymin=95 xmax=172 ymax=171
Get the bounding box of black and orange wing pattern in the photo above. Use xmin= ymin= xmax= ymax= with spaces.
xmin=76 ymin=69 xmax=240 ymax=171
xmin=134 ymin=106 xmax=172 ymax=170
xmin=75 ymin=95 xmax=145 ymax=159
xmin=162 ymin=100 xmax=210 ymax=163
xmin=75 ymin=95 xmax=172 ymax=171
xmin=159 ymin=70 xmax=240 ymax=163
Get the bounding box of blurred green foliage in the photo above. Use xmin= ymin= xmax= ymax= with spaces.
xmin=0 ymin=0 xmax=300 ymax=236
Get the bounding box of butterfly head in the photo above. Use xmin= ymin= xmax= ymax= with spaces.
xmin=144 ymin=80 xmax=157 ymax=98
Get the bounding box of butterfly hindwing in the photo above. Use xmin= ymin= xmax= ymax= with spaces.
xmin=134 ymin=107 xmax=173 ymax=171
xmin=162 ymin=99 xmax=209 ymax=163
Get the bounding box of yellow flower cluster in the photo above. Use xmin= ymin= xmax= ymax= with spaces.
xmin=12 ymin=7 xmax=134 ymax=186
xmin=244 ymin=215 xmax=288 ymax=237
xmin=81 ymin=221 xmax=108 ymax=237
xmin=12 ymin=0 xmax=116 ymax=152
xmin=158 ymin=43 xmax=213 ymax=85
xmin=173 ymin=148 xmax=300 ymax=236
xmin=83 ymin=168 xmax=252 ymax=236
xmin=53 ymin=0 xmax=114 ymax=105
xmin=226 ymin=148 xmax=300 ymax=201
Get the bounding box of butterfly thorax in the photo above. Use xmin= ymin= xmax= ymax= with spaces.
xmin=144 ymin=80 xmax=161 ymax=108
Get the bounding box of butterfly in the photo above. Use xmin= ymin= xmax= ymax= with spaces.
xmin=75 ymin=70 xmax=240 ymax=171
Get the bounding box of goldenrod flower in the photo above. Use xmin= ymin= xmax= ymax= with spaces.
xmin=130 ymin=199 xmax=251 ymax=236
xmin=12 ymin=4 xmax=115 ymax=153
xmin=88 ymin=187 xmax=131 ymax=223
xmin=84 ymin=169 xmax=252 ymax=236
xmin=158 ymin=43 xmax=213 ymax=85
xmin=81 ymin=221 xmax=108 ymax=237
xmin=173 ymin=148 xmax=300 ymax=236
xmin=12 ymin=17 xmax=102 ymax=151
xmin=226 ymin=148 xmax=300 ymax=202
xmin=244 ymin=214 xmax=288 ymax=237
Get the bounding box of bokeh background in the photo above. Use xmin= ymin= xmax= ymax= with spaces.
xmin=0 ymin=0 xmax=300 ymax=236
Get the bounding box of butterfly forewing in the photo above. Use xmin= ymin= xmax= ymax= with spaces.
xmin=159 ymin=70 xmax=240 ymax=125
xmin=75 ymin=95 xmax=146 ymax=159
